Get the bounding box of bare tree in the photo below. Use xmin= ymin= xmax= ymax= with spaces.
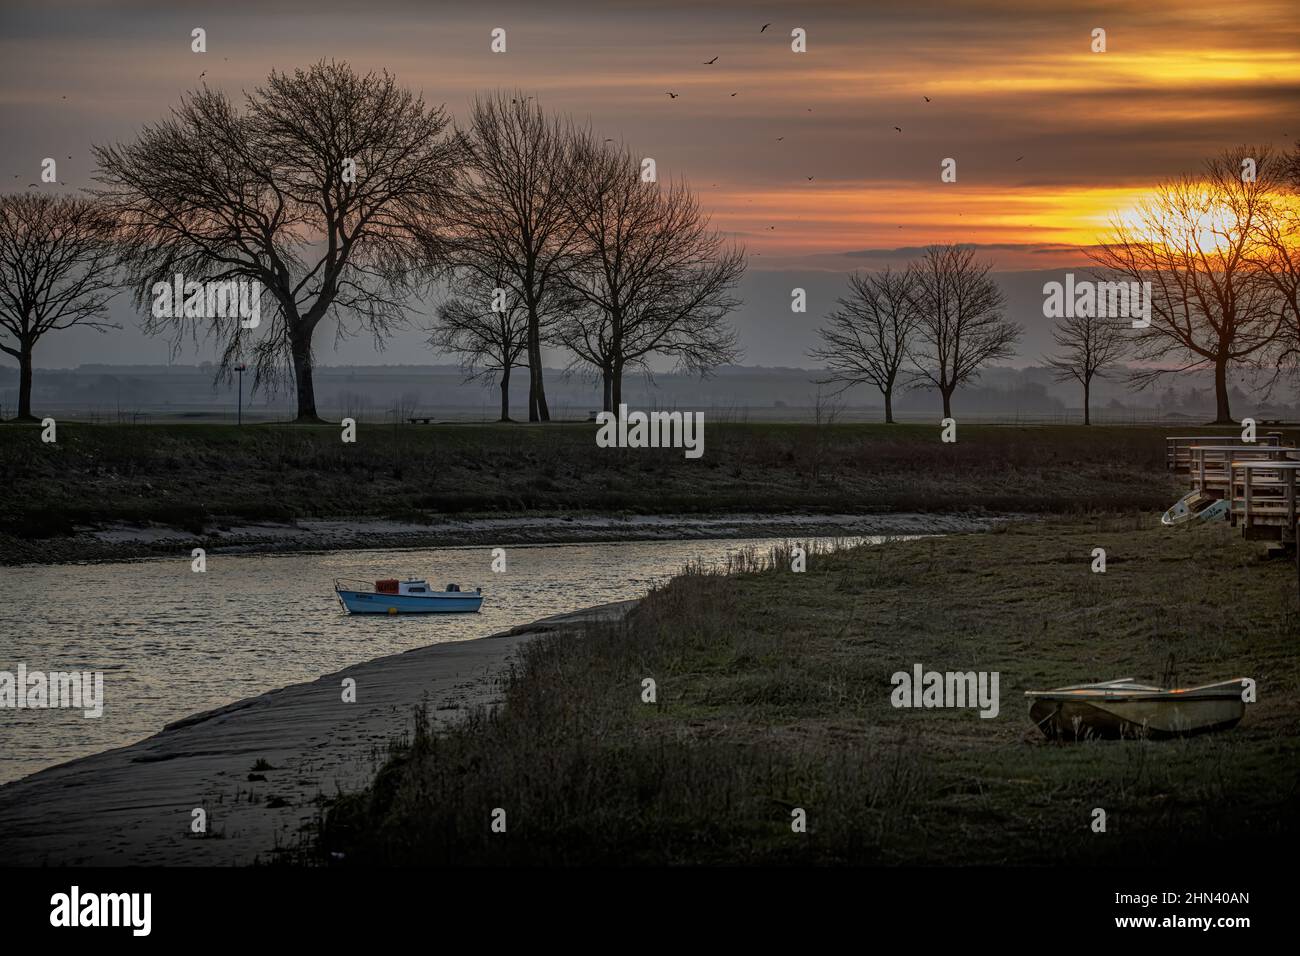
xmin=94 ymin=61 xmax=463 ymax=422
xmin=428 ymin=270 xmax=529 ymax=422
xmin=558 ymin=138 xmax=744 ymax=410
xmin=388 ymin=391 xmax=421 ymax=425
xmin=1253 ymin=146 xmax=1300 ymax=374
xmin=809 ymin=266 xmax=919 ymax=423
xmin=1090 ymin=147 xmax=1283 ymax=423
xmin=0 ymin=193 xmax=119 ymax=420
xmin=808 ymin=385 xmax=845 ymax=484
xmin=909 ymin=244 xmax=1020 ymax=418
xmin=1044 ymin=312 xmax=1127 ymax=425
xmin=447 ymin=93 xmax=583 ymax=422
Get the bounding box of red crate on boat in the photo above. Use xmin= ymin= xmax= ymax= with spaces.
xmin=374 ymin=579 xmax=399 ymax=593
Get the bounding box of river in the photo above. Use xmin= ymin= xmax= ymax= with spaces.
xmin=0 ymin=534 xmax=881 ymax=784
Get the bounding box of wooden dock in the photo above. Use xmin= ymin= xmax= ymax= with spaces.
xmin=1166 ymin=429 xmax=1300 ymax=593
xmin=1230 ymin=459 xmax=1300 ymax=541
xmin=1166 ymin=432 xmax=1285 ymax=473
xmin=1189 ymin=444 xmax=1294 ymax=496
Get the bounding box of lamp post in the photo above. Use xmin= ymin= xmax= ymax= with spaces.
xmin=235 ymin=363 xmax=246 ymax=425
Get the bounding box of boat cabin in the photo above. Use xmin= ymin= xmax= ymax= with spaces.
xmin=372 ymin=578 xmax=475 ymax=595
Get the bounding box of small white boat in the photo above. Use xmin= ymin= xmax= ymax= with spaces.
xmin=1026 ymin=677 xmax=1248 ymax=739
xmin=1161 ymin=490 xmax=1229 ymax=525
xmin=334 ymin=578 xmax=484 ymax=615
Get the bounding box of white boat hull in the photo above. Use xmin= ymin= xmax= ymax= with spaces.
xmin=1027 ymin=678 xmax=1247 ymax=739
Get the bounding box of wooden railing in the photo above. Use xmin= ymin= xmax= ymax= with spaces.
xmin=1229 ymin=459 xmax=1300 ymax=540
xmin=1189 ymin=444 xmax=1295 ymax=495
xmin=1166 ymin=433 xmax=1286 ymax=473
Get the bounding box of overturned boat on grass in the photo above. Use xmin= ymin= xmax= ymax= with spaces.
xmin=1026 ymin=677 xmax=1248 ymax=740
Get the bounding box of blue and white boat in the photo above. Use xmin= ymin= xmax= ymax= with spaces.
xmin=334 ymin=578 xmax=484 ymax=615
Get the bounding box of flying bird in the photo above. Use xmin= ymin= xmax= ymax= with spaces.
xmin=807 ymin=176 xmax=814 ymax=181
xmin=761 ymin=23 xmax=771 ymax=32
xmin=776 ymin=136 xmax=784 ymax=141
xmin=61 ymin=95 xmax=66 ymax=99
xmin=199 ymin=71 xmax=206 ymax=78
xmin=704 ymin=56 xmax=718 ymax=65
xmin=894 ymin=126 xmax=902 ymax=132
xmin=924 ymin=96 xmax=931 ymax=102
xmin=730 ymin=92 xmax=737 ymax=96
xmin=666 ymin=91 xmax=679 ymax=98
xmin=1015 ymin=156 xmax=1024 ymax=162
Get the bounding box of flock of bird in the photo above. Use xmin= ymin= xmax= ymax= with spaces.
xmin=15 ymin=19 xmax=1031 ymax=245
xmin=658 ymin=21 xmax=958 ymax=235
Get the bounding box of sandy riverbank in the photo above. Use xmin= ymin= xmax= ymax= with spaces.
xmin=2 ymin=511 xmax=1004 ymax=566
xmin=0 ymin=600 xmax=635 ymax=866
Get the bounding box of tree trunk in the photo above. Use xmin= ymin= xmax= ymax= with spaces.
xmin=611 ymin=359 xmax=623 ymax=410
xmin=883 ymin=387 xmax=894 ymax=424
xmin=941 ymin=388 xmax=953 ymax=420
xmin=525 ymin=311 xmax=550 ymax=422
xmin=526 ymin=329 xmax=539 ymax=422
xmin=290 ymin=330 xmax=322 ymax=423
xmin=1083 ymin=378 xmax=1091 ymax=426
xmin=534 ymin=360 xmax=550 ymax=421
xmin=602 ymin=368 xmax=613 ymax=413
xmin=1213 ymin=354 xmax=1232 ymax=424
xmin=499 ymin=373 xmax=510 ymax=422
xmin=17 ymin=342 xmax=35 ymax=421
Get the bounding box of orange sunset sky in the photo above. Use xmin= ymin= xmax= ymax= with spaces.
xmin=4 ymin=1 xmax=1299 ymax=264
xmin=1 ymin=0 xmax=1298 ymax=365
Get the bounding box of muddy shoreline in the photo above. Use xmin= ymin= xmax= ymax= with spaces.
xmin=1 ymin=510 xmax=1008 ymax=567
xmin=0 ymin=601 xmax=636 ymax=866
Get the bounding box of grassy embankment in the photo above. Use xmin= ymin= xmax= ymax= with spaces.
xmin=0 ymin=421 xmax=1191 ymax=563
xmin=317 ymin=518 xmax=1300 ymax=866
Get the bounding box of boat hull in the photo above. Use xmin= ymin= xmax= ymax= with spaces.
xmin=336 ymin=589 xmax=484 ymax=614
xmin=1028 ymin=695 xmax=1244 ymax=740
xmin=1161 ymin=490 xmax=1228 ymax=526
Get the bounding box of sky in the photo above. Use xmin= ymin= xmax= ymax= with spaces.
xmin=2 ymin=0 xmax=1298 ymax=368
